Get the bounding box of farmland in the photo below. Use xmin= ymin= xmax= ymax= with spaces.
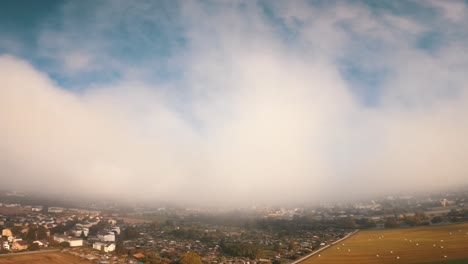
xmin=0 ymin=251 xmax=91 ymax=264
xmin=301 ymin=223 xmax=468 ymax=264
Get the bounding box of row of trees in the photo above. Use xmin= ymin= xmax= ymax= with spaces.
xmin=447 ymin=209 xmax=468 ymax=222
xmin=8 ymin=225 xmax=49 ymax=242
xmin=382 ymin=210 xmax=467 ymax=228
xmin=255 ymin=216 xmax=366 ymax=232
xmin=219 ymin=239 xmax=260 ymax=259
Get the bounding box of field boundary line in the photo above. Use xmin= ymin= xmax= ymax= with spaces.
xmin=291 ymin=229 xmax=360 ymax=264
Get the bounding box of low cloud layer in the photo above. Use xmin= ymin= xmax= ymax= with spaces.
xmin=1 ymin=1 xmax=468 ymax=205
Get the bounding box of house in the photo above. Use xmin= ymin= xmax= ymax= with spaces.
xmin=93 ymin=242 xmax=116 ymax=252
xmin=133 ymin=253 xmax=145 ymax=261
xmin=97 ymin=231 xmax=115 ymax=242
xmin=1 ymin=239 xmax=10 ymax=250
xmin=54 ymin=234 xmax=83 ymax=247
xmin=33 ymin=240 xmax=49 ymax=248
xmin=48 ymin=207 xmax=64 ymax=213
xmin=31 ymin=206 xmax=43 ymax=212
xmin=1 ymin=228 xmax=12 ymax=237
xmin=71 ymin=226 xmax=89 ymax=237
xmin=12 ymin=240 xmax=29 ymax=250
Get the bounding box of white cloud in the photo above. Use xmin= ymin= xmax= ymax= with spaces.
xmin=1 ymin=1 xmax=468 ymax=205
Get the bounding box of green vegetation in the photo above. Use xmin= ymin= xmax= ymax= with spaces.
xmin=24 ymin=225 xmax=48 ymax=242
xmin=59 ymin=241 xmax=70 ymax=248
xmin=447 ymin=209 xmax=468 ymax=222
xmin=121 ymin=226 xmax=139 ymax=240
xmin=220 ymin=239 xmax=260 ymax=259
xmin=28 ymin=242 xmax=40 ymax=251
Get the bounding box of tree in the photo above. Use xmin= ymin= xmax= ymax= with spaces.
xmin=37 ymin=226 xmax=48 ymax=240
xmin=403 ymin=216 xmax=420 ymax=226
xmin=355 ymin=218 xmax=376 ymax=228
xmin=220 ymin=241 xmax=259 ymax=259
xmin=337 ymin=217 xmax=357 ymax=229
xmin=288 ymin=241 xmax=298 ymax=251
xmin=59 ymin=241 xmax=70 ymax=248
xmin=145 ymin=251 xmax=170 ymax=264
xmin=26 ymin=227 xmax=37 ymax=242
xmin=48 ymin=238 xmax=60 ymax=248
xmin=115 ymin=240 xmax=127 ymax=255
xmin=122 ymin=226 xmax=139 ymax=240
xmin=88 ymin=221 xmax=107 ymax=236
xmin=11 ymin=226 xmax=24 ymax=237
xmin=431 ymin=216 xmax=443 ymax=224
xmin=384 ymin=218 xmax=399 ymax=228
xmin=29 ymin=242 xmax=40 ymax=251
xmin=274 ymin=242 xmax=283 ymax=252
xmin=180 ymin=252 xmax=202 ymax=264
xmin=414 ymin=210 xmax=426 ymax=219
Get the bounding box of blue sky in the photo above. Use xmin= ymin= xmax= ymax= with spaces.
xmin=1 ymin=0 xmax=468 ymax=204
xmin=0 ymin=0 xmax=454 ymax=100
xmin=0 ymin=0 xmax=463 ymax=104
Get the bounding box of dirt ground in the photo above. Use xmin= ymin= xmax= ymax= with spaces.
xmin=0 ymin=251 xmax=91 ymax=264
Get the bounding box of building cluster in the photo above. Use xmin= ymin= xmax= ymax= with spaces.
xmin=0 ymin=188 xmax=467 ymax=263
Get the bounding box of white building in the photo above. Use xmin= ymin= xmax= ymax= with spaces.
xmin=1 ymin=241 xmax=9 ymax=250
xmin=93 ymin=242 xmax=115 ymax=252
xmin=48 ymin=207 xmax=64 ymax=213
xmin=71 ymin=227 xmax=89 ymax=237
xmin=54 ymin=234 xmax=83 ymax=247
xmin=33 ymin=240 xmax=47 ymax=247
xmin=31 ymin=206 xmax=43 ymax=212
xmin=97 ymin=232 xmax=115 ymax=242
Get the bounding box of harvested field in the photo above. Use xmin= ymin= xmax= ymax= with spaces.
xmin=301 ymin=223 xmax=468 ymax=264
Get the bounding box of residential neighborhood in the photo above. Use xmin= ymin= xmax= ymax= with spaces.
xmin=1 ymin=188 xmax=468 ymax=263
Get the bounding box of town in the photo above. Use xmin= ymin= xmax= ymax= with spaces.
xmin=0 ymin=188 xmax=467 ymax=263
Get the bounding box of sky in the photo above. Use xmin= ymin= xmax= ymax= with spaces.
xmin=1 ymin=0 xmax=468 ymax=206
